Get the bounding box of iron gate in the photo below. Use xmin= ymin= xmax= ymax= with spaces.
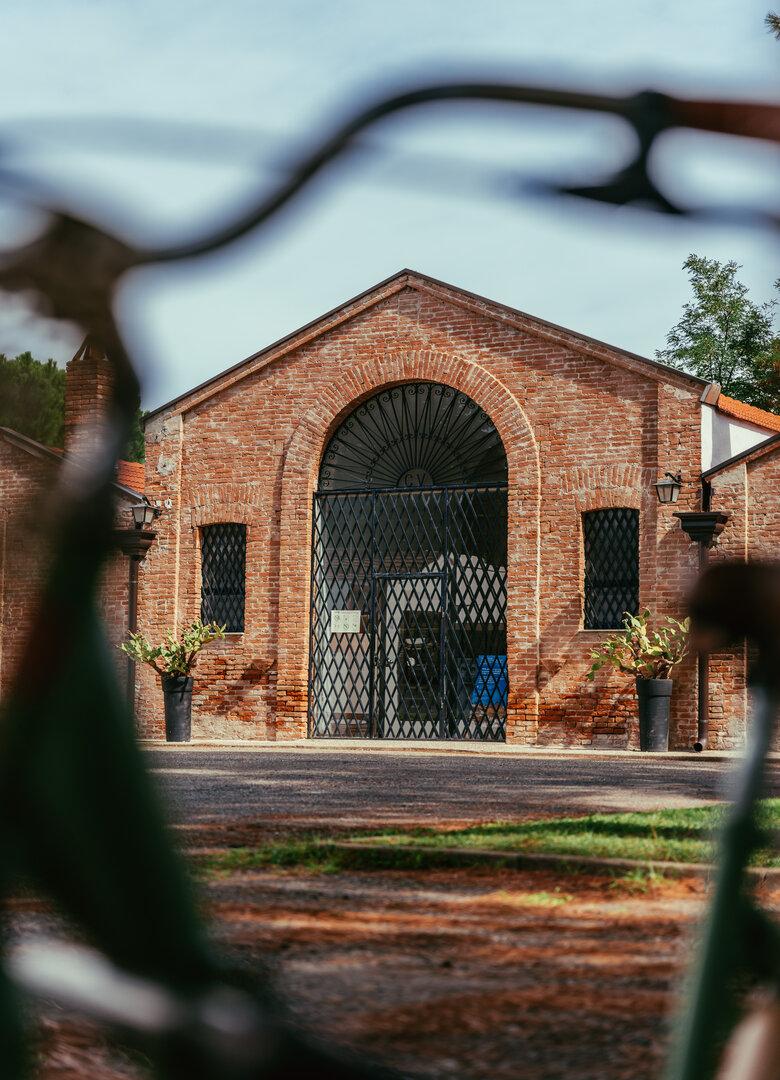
xmin=308 ymin=483 xmax=508 ymax=741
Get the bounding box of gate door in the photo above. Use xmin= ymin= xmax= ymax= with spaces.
xmin=308 ymin=483 xmax=507 ymax=741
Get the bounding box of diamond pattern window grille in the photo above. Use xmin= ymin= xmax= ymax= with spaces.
xmin=200 ymin=523 xmax=246 ymax=632
xmin=309 ymin=484 xmax=508 ymax=742
xmin=583 ymin=508 xmax=639 ymax=630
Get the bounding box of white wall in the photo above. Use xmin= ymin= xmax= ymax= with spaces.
xmin=701 ymin=405 xmax=775 ymax=471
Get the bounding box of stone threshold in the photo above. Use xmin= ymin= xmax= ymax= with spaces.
xmin=138 ymin=738 xmax=770 ymax=762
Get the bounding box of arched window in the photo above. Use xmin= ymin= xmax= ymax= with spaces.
xmin=582 ymin=508 xmax=639 ymax=630
xmin=319 ymin=381 xmax=507 ymax=491
xmin=200 ymin=523 xmax=246 ymax=632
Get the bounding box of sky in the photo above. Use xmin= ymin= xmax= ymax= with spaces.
xmin=0 ymin=0 xmax=778 ymax=410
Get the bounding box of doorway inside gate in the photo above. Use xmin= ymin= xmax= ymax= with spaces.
xmin=308 ymin=382 xmax=508 ymax=742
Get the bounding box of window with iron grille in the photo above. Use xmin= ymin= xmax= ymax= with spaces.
xmin=583 ymin=508 xmax=639 ymax=630
xmin=200 ymin=523 xmax=246 ymax=632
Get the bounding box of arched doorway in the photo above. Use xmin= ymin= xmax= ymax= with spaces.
xmin=308 ymin=381 xmax=509 ymax=741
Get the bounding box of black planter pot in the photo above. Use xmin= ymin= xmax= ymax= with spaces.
xmin=635 ymin=678 xmax=672 ymax=751
xmin=162 ymin=674 xmax=193 ymax=742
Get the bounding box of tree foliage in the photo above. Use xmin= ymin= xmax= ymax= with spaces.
xmin=124 ymin=403 xmax=147 ymax=463
xmin=0 ymin=350 xmax=146 ymax=460
xmin=0 ymin=352 xmax=66 ymax=446
xmin=656 ymin=255 xmax=780 ymax=410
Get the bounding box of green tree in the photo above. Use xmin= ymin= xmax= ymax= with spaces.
xmin=656 ymin=255 xmax=779 ymax=410
xmin=752 ymin=336 xmax=780 ymax=411
xmin=0 ymin=350 xmax=146 ymax=460
xmin=124 ymin=402 xmax=147 ymax=463
xmin=0 ymin=352 xmax=66 ymax=445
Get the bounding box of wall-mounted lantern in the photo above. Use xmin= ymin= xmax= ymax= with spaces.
xmin=654 ymin=471 xmax=683 ymax=504
xmin=131 ymin=499 xmax=161 ymax=530
xmin=116 ymin=499 xmax=162 ymax=711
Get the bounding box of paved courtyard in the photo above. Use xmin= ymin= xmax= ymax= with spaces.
xmin=145 ymin=748 xmax=780 ymax=830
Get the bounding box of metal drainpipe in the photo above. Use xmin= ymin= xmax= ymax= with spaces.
xmin=693 ymin=480 xmax=712 ymax=752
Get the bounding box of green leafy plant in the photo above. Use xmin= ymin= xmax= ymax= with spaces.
xmin=120 ymin=619 xmax=225 ymax=677
xmin=655 ymin=255 xmax=779 ymax=411
xmin=608 ymin=868 xmax=666 ymax=894
xmin=586 ymin=609 xmax=689 ymax=682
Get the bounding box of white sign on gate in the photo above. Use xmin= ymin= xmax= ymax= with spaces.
xmin=329 ymin=609 xmax=362 ymax=635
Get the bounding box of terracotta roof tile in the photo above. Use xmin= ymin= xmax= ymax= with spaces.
xmin=116 ymin=460 xmax=145 ymax=492
xmin=717 ymin=394 xmax=780 ymax=433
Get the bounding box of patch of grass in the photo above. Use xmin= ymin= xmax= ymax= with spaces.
xmin=196 ymin=839 xmax=516 ymax=878
xmin=354 ymin=801 xmax=780 ymax=868
xmin=197 ymin=840 xmax=338 ymax=877
xmin=194 ymin=801 xmax=780 ymax=878
xmin=509 ymin=889 xmax=573 ymax=907
xmin=608 ymin=868 xmax=667 ymax=894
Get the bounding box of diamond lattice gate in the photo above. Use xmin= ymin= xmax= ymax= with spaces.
xmin=308 ymin=484 xmax=508 ymax=741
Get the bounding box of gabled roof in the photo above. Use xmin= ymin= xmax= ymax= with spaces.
xmin=146 ymin=268 xmax=710 ymax=421
xmin=702 ymin=432 xmax=780 ymax=479
xmin=714 ymin=394 xmax=780 ymax=434
xmin=0 ymin=426 xmax=64 ymax=464
xmin=0 ymin=426 xmax=145 ymax=500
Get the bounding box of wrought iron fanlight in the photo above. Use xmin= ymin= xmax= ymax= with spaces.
xmin=318 ymin=382 xmax=508 ymax=491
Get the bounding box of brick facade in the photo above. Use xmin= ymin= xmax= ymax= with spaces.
xmin=0 ymin=345 xmax=145 ymax=701
xmin=137 ymin=270 xmax=716 ymax=747
xmin=0 ymin=434 xmax=56 ymax=695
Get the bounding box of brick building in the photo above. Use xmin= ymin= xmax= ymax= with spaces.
xmin=133 ymin=270 xmax=780 ymax=749
xmin=3 ymin=272 xmax=777 ymax=748
xmin=0 ymin=341 xmax=146 ymax=701
xmin=703 ymin=432 xmax=780 ymax=741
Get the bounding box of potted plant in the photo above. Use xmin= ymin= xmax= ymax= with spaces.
xmin=586 ymin=610 xmax=689 ymax=751
xmin=120 ymin=620 xmax=225 ymax=742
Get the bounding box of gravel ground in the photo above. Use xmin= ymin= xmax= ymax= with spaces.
xmin=21 ymin=750 xmax=780 ymax=1078
xmin=144 ymin=749 xmax=780 ymax=832
xmin=27 ymin=867 xmax=780 ymax=1080
xmin=208 ymin=865 xmax=711 ymax=1080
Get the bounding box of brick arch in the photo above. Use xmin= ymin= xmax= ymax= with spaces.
xmin=574 ymin=490 xmax=643 ymax=513
xmin=189 ymin=484 xmax=268 ymax=528
xmin=566 ymin=464 xmax=653 ymax=514
xmin=275 ymin=350 xmax=541 ymax=743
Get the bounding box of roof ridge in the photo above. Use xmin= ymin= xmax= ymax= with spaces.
xmin=716 ymin=393 xmax=780 ymax=433
xmin=0 ymin=425 xmax=64 ymax=460
xmin=0 ymin=426 xmax=145 ymax=498
xmin=145 ymin=268 xmax=706 ymax=420
xmin=703 ymin=431 xmax=780 ymax=478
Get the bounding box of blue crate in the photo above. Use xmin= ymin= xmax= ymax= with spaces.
xmin=470 ymin=654 xmax=508 ymax=707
